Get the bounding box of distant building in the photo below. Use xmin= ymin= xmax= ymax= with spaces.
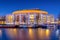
xmin=41 ymin=14 xmax=47 ymax=24
xmin=47 ymin=15 xmax=54 ymax=24
xmin=6 ymin=14 xmax=14 ymax=24
xmin=0 ymin=16 xmax=6 ymax=24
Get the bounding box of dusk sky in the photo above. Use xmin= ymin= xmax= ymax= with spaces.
xmin=0 ymin=0 xmax=60 ymax=18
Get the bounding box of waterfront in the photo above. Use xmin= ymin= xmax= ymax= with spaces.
xmin=0 ymin=26 xmax=60 ymax=40
xmin=0 ymin=8 xmax=58 ymax=40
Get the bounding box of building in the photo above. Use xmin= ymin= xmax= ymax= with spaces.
xmin=41 ymin=14 xmax=47 ymax=24
xmin=0 ymin=8 xmax=56 ymax=27
xmin=12 ymin=9 xmax=48 ymax=26
xmin=47 ymin=15 xmax=54 ymax=24
xmin=6 ymin=14 xmax=14 ymax=24
xmin=0 ymin=16 xmax=6 ymax=24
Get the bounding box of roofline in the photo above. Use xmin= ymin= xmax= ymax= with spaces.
xmin=12 ymin=9 xmax=48 ymax=14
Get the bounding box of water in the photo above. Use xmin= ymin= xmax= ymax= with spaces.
xmin=0 ymin=27 xmax=60 ymax=40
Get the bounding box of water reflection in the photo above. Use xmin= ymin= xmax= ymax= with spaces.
xmin=0 ymin=28 xmax=60 ymax=40
xmin=5 ymin=28 xmax=18 ymax=39
xmin=56 ymin=30 xmax=59 ymax=36
xmin=46 ymin=29 xmax=50 ymax=39
xmin=0 ymin=29 xmax=2 ymax=37
xmin=28 ymin=29 xmax=34 ymax=39
xmin=38 ymin=28 xmax=50 ymax=40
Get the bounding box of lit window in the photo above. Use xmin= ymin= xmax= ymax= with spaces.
xmin=29 ymin=14 xmax=34 ymax=23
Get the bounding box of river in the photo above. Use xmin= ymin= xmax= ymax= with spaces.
xmin=0 ymin=27 xmax=60 ymax=40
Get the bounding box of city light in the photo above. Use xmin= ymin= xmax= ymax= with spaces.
xmin=0 ymin=9 xmax=58 ymax=40
xmin=0 ymin=9 xmax=59 ymax=28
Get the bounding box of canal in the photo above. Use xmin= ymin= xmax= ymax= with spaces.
xmin=0 ymin=27 xmax=60 ymax=40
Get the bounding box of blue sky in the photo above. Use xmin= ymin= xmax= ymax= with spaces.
xmin=0 ymin=0 xmax=60 ymax=18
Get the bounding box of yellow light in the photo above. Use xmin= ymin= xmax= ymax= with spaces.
xmin=38 ymin=28 xmax=46 ymax=40
xmin=30 ymin=15 xmax=34 ymax=19
xmin=13 ymin=10 xmax=48 ymax=14
xmin=6 ymin=29 xmax=17 ymax=38
xmin=7 ymin=15 xmax=13 ymax=23
xmin=28 ymin=29 xmax=33 ymax=38
xmin=13 ymin=29 xmax=17 ymax=35
xmin=46 ymin=29 xmax=50 ymax=37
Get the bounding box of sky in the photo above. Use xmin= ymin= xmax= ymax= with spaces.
xmin=0 ymin=0 xmax=60 ymax=18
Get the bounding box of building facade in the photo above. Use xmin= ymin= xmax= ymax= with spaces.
xmin=0 ymin=9 xmax=55 ymax=27
xmin=6 ymin=14 xmax=14 ymax=24
xmin=0 ymin=16 xmax=6 ymax=24
xmin=12 ymin=9 xmax=48 ymax=26
xmin=47 ymin=15 xmax=54 ymax=24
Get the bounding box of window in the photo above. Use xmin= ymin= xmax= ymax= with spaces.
xmin=29 ymin=14 xmax=35 ymax=24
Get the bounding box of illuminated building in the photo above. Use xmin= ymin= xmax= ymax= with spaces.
xmin=41 ymin=14 xmax=47 ymax=24
xmin=0 ymin=16 xmax=6 ymax=24
xmin=6 ymin=14 xmax=14 ymax=24
xmin=47 ymin=15 xmax=54 ymax=24
xmin=0 ymin=8 xmax=56 ymax=27
xmin=12 ymin=9 xmax=48 ymax=26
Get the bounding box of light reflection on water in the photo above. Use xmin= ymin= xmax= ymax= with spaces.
xmin=5 ymin=29 xmax=18 ymax=38
xmin=38 ymin=28 xmax=50 ymax=40
xmin=0 ymin=29 xmax=2 ymax=37
xmin=0 ymin=27 xmax=60 ymax=40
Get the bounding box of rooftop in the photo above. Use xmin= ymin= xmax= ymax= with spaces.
xmin=13 ymin=8 xmax=48 ymax=14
